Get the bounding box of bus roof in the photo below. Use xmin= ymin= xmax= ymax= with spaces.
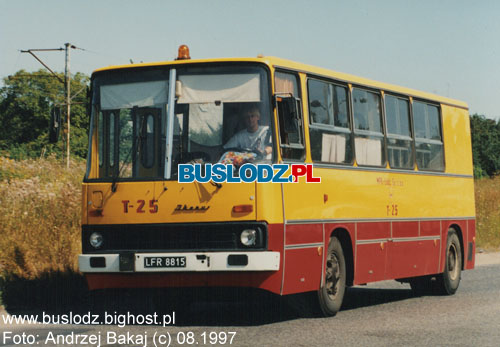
xmin=93 ymin=56 xmax=468 ymax=110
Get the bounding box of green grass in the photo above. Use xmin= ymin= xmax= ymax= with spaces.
xmin=475 ymin=175 xmax=500 ymax=250
xmin=0 ymin=156 xmax=85 ymax=279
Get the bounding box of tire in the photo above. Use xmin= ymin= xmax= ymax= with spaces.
xmin=436 ymin=231 xmax=462 ymax=295
xmin=317 ymin=237 xmax=346 ymax=316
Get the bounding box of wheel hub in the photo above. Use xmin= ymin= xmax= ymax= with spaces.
xmin=326 ymin=253 xmax=340 ymax=299
xmin=448 ymin=243 xmax=459 ymax=281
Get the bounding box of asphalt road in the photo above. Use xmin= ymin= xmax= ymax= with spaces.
xmin=1 ymin=252 xmax=500 ymax=347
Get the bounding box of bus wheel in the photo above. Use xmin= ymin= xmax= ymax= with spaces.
xmin=436 ymin=231 xmax=462 ymax=295
xmin=317 ymin=237 xmax=346 ymax=316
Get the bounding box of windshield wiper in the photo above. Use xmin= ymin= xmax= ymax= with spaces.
xmin=111 ymin=148 xmax=132 ymax=192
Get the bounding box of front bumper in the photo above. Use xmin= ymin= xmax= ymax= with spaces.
xmin=79 ymin=251 xmax=280 ymax=273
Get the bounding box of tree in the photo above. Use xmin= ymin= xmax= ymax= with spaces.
xmin=470 ymin=114 xmax=500 ymax=178
xmin=0 ymin=69 xmax=89 ymax=159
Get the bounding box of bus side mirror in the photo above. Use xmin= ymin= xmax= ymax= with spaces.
xmin=276 ymin=95 xmax=299 ymax=133
xmin=49 ymin=106 xmax=61 ymax=143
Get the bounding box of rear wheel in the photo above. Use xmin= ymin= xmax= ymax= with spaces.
xmin=409 ymin=230 xmax=462 ymax=296
xmin=436 ymin=231 xmax=462 ymax=295
xmin=317 ymin=237 xmax=346 ymax=316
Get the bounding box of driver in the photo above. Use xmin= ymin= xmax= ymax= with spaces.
xmin=223 ymin=104 xmax=272 ymax=157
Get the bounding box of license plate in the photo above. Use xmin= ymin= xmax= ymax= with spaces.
xmin=144 ymin=256 xmax=186 ymax=268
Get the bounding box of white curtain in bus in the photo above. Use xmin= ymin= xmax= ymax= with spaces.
xmin=321 ymin=133 xmax=346 ymax=162
xmin=275 ymin=73 xmax=297 ymax=96
xmin=177 ymin=74 xmax=260 ymax=104
xmin=355 ymin=137 xmax=382 ymax=166
xmin=100 ymin=81 xmax=168 ymax=110
xmin=188 ymin=103 xmax=223 ymax=146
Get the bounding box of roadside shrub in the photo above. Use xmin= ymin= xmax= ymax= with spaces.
xmin=475 ymin=175 xmax=500 ymax=250
xmin=0 ymin=156 xmax=84 ymax=279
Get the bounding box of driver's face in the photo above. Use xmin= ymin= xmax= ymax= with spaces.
xmin=243 ymin=110 xmax=260 ymax=132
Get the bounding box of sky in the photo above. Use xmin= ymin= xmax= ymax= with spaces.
xmin=1 ymin=0 xmax=499 ymax=120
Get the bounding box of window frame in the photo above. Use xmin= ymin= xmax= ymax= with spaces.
xmin=383 ymin=93 xmax=415 ymax=170
xmin=306 ymin=76 xmax=354 ymax=165
xmin=98 ymin=110 xmax=120 ymax=178
xmin=134 ymin=111 xmax=157 ymax=170
xmin=411 ymin=99 xmax=445 ymax=172
xmin=274 ymin=69 xmax=306 ymax=162
xmin=351 ymin=86 xmax=387 ymax=168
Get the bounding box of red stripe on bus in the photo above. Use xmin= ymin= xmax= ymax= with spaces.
xmin=356 ymin=221 xmax=390 ymax=240
xmin=285 ymin=223 xmax=322 ymax=246
xmin=420 ymin=220 xmax=441 ymax=237
xmin=392 ymin=221 xmax=419 ymax=238
xmin=86 ymin=271 xmax=283 ymax=294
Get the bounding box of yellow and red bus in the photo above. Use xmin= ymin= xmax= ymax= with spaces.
xmin=79 ymin=46 xmax=475 ymax=316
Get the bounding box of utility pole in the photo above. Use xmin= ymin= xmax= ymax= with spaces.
xmin=21 ymin=43 xmax=78 ymax=168
xmin=64 ymin=43 xmax=71 ymax=169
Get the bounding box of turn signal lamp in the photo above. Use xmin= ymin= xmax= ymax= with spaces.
xmin=232 ymin=204 xmax=253 ymax=213
xmin=177 ymin=45 xmax=191 ymax=60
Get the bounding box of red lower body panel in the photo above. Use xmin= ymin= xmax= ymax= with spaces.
xmin=282 ymin=223 xmax=323 ymax=295
xmin=85 ymin=219 xmax=475 ymax=294
xmin=86 ymin=271 xmax=283 ymax=294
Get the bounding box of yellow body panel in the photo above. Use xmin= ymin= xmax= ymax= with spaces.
xmin=255 ymin=182 xmax=285 ymax=224
xmin=85 ymin=181 xmax=257 ymax=225
xmin=442 ymin=105 xmax=473 ymax=175
xmin=84 ymin=56 xmax=473 ymax=226
xmin=283 ymin=170 xmax=475 ymax=221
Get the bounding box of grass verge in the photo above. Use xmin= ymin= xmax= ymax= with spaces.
xmin=475 ymin=175 xmax=500 ymax=250
xmin=0 ymin=156 xmax=84 ymax=279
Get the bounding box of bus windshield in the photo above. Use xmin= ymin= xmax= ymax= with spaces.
xmin=87 ymin=65 xmax=272 ymax=180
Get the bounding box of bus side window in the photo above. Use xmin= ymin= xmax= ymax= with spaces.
xmin=308 ymin=78 xmax=353 ymax=164
xmin=352 ymin=88 xmax=385 ymax=167
xmin=275 ymin=71 xmax=305 ymax=160
xmin=413 ymin=101 xmax=444 ymax=171
xmin=385 ymin=95 xmax=413 ymax=169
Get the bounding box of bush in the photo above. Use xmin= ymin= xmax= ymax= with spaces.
xmin=475 ymin=175 xmax=500 ymax=250
xmin=470 ymin=114 xmax=500 ymax=177
xmin=0 ymin=156 xmax=85 ymax=279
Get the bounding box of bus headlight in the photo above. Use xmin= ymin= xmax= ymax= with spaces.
xmin=90 ymin=232 xmax=104 ymax=249
xmin=240 ymin=229 xmax=257 ymax=246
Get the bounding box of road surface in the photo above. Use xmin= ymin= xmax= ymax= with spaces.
xmin=1 ymin=252 xmax=499 ymax=346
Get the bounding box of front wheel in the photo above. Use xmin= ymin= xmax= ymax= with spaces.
xmin=317 ymin=237 xmax=346 ymax=316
